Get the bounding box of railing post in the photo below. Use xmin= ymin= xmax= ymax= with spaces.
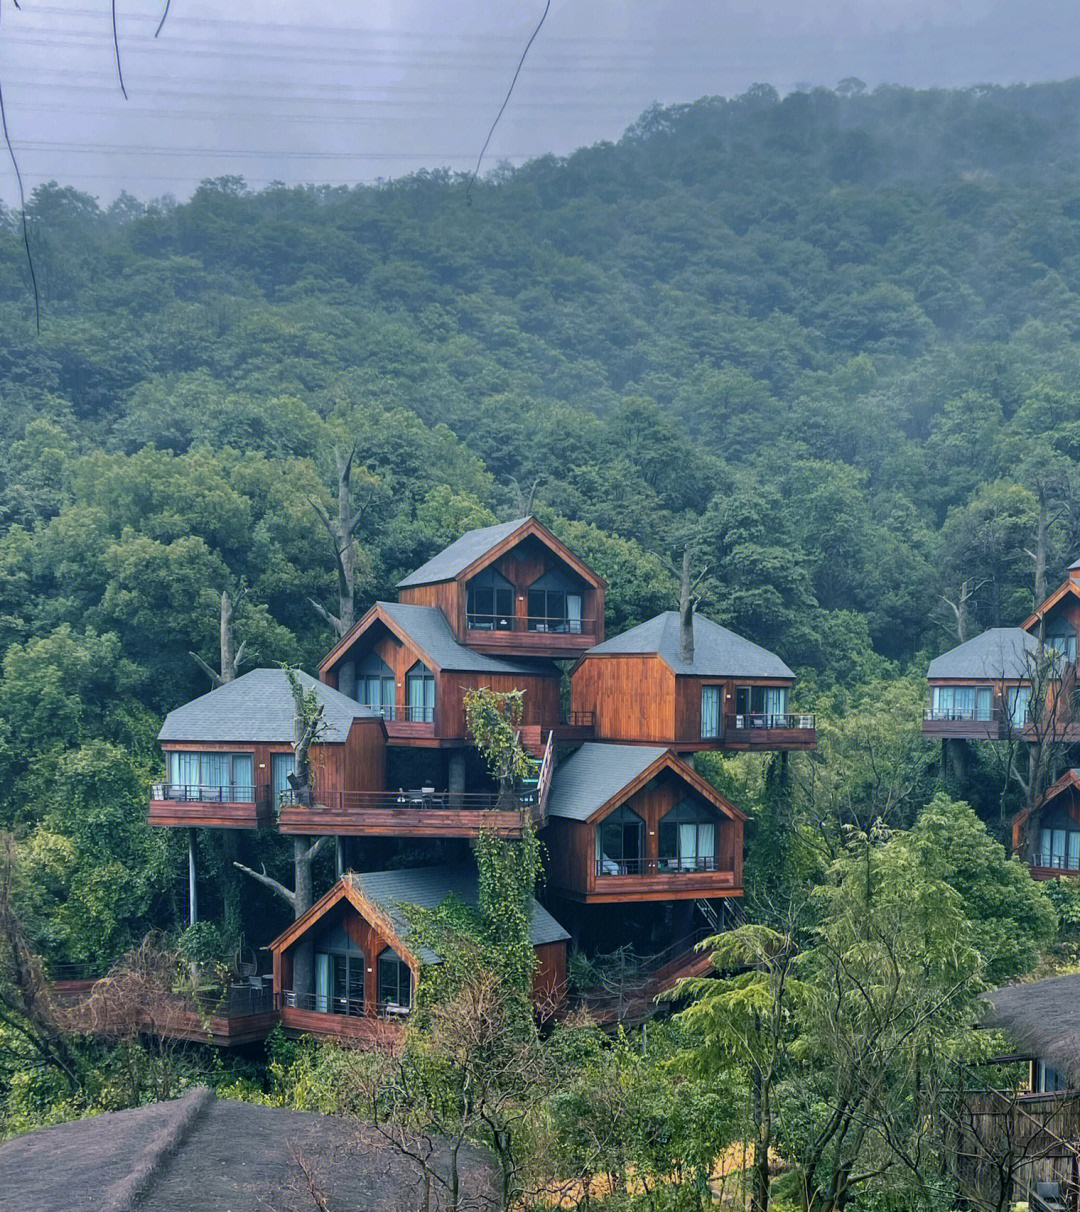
xmin=188 ymin=828 xmax=198 ymax=928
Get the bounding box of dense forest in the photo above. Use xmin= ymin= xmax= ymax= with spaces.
xmin=5 ymin=78 xmax=1080 ymax=1205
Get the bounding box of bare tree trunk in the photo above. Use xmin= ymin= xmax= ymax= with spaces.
xmin=292 ymin=836 xmax=315 ymax=997
xmin=309 ymin=445 xmax=364 ymax=638
xmin=679 ymin=548 xmax=694 ymax=664
xmin=189 ymin=589 xmax=246 ymax=686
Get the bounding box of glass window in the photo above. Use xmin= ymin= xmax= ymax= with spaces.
xmin=1046 ymin=626 xmax=1078 ymax=664
xmin=167 ymin=752 xmax=255 ymax=802
xmin=1038 ymin=1060 xmax=1069 ymax=1093
xmin=701 ymin=686 xmax=721 ymax=738
xmin=596 ymin=804 xmax=645 ymax=875
xmin=735 ymin=686 xmax=788 ymax=726
xmin=378 ymin=948 xmax=412 ymax=1011
xmin=659 ymin=801 xmax=719 ymax=872
xmin=272 ymin=753 xmax=295 ymax=807
xmin=466 ymin=569 xmax=515 ymax=630
xmin=406 ymin=662 xmax=435 ymax=723
xmin=1008 ymin=686 xmax=1031 ymax=728
xmin=976 ymin=687 xmax=993 ymax=722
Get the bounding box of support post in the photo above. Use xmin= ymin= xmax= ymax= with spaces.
xmin=335 ymin=836 xmax=345 ymax=879
xmin=188 ymin=829 xmax=198 ymax=928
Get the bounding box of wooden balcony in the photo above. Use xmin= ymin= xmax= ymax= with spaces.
xmin=719 ymin=713 xmax=817 ymax=751
xmin=921 ymin=708 xmax=1009 ymax=741
xmin=148 ymin=783 xmax=272 ymax=829
xmin=587 ymin=854 xmax=742 ymax=904
xmin=277 ymin=991 xmax=406 ymax=1047
xmin=277 ymin=788 xmax=539 ymax=837
xmin=464 ymin=613 xmax=598 ymax=658
xmin=520 ymin=712 xmax=595 ymax=754
xmin=1029 ymin=854 xmax=1080 ymax=881
xmin=357 ymin=704 xmax=437 ymax=744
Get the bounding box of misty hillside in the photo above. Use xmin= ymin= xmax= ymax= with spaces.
xmin=5 ymin=79 xmax=1080 ymax=699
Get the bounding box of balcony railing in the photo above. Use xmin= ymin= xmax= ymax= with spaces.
xmin=923 ymin=707 xmax=1002 ymax=724
xmin=355 ymin=704 xmax=434 ymax=723
xmin=280 ymin=990 xmax=411 ymax=1019
xmin=726 ymin=713 xmax=815 ymax=731
xmin=596 ymin=855 xmax=736 ymax=877
xmin=151 ymin=782 xmax=268 ymax=805
xmin=278 ymin=788 xmax=537 ymax=813
xmin=1033 ymin=853 xmax=1080 ymax=873
xmin=465 ymin=613 xmax=596 ymax=635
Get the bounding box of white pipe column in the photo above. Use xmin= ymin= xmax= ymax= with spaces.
xmin=335 ymin=836 xmax=345 ymax=879
xmin=188 ymin=828 xmax=198 ymax=927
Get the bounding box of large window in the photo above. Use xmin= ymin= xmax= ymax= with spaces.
xmin=271 ymin=753 xmax=295 ymax=808
xmin=734 ymin=686 xmax=788 ymax=727
xmin=1038 ymin=804 xmax=1080 ymax=872
xmin=1007 ymin=685 xmax=1031 ymax=728
xmin=1046 ymin=623 xmax=1078 ymax=665
xmin=1037 ymin=1060 xmax=1070 ymax=1093
xmin=313 ymin=925 xmax=365 ymax=1016
xmin=930 ymin=685 xmax=993 ymax=722
xmin=358 ymin=652 xmax=396 ymax=718
xmin=378 ymin=947 xmax=412 ymax=1012
xmin=659 ymin=801 xmax=718 ymax=872
xmin=701 ymin=685 xmax=721 ymax=738
xmin=167 ymin=751 xmax=255 ymax=801
xmin=596 ymin=804 xmax=645 ymax=875
xmin=405 ymin=661 xmax=435 ymax=723
xmin=466 ymin=568 xmax=515 ymax=630
xmin=527 ymin=570 xmax=584 ymax=634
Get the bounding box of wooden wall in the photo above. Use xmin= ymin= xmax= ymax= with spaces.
xmin=344 ymin=718 xmax=387 ymax=792
xmin=531 ymin=941 xmax=568 ymax=1013
xmin=397 ymin=580 xmax=463 ymax=635
xmin=440 ymin=671 xmax=561 ymax=739
xmin=571 ymin=655 xmax=675 ymax=742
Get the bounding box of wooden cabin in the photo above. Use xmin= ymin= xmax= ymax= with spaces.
xmin=1012 ymin=768 xmax=1080 ymax=879
xmin=318 ymin=600 xmax=563 ymax=746
xmin=149 ymin=668 xmax=387 ymax=829
xmin=269 ymin=865 xmax=570 ymax=1040
xmin=922 ymin=628 xmax=1041 ymax=742
xmin=571 ymin=611 xmax=814 ymax=751
xmin=395 ymin=516 xmax=606 ymax=659
xmin=543 ymin=742 xmax=745 ymax=903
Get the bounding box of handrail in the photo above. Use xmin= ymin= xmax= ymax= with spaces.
xmin=595 ymin=855 xmax=736 ymax=877
xmin=1033 ymin=853 xmax=1080 ymax=872
xmin=355 ymin=704 xmax=434 ymax=723
xmin=465 ymin=613 xmax=596 ymax=635
xmin=535 ymin=730 xmax=555 ymax=824
xmin=560 ymin=710 xmax=595 ymax=728
xmin=278 ymin=788 xmax=535 ymax=813
xmin=725 ymin=712 xmax=815 ymax=731
xmin=279 ymin=990 xmax=411 ymax=1019
xmin=923 ymin=707 xmax=1003 ymax=723
xmin=151 ymin=783 xmax=267 ymax=804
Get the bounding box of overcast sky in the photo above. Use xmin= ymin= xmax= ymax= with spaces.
xmin=0 ymin=0 xmax=1077 ymax=203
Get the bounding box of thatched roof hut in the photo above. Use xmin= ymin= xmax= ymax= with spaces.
xmin=982 ymin=972 xmax=1080 ymax=1080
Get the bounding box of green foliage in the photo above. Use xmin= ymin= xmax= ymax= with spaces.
xmin=177 ymin=920 xmax=226 ymax=968
xmin=463 ymin=686 xmax=531 ymax=799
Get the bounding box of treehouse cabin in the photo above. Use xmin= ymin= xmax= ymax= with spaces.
xmin=395 ymin=516 xmax=606 ymax=659
xmin=269 ymin=864 xmax=570 ymax=1040
xmin=922 ymin=628 xmax=1040 ymax=742
xmin=1023 ymin=559 xmax=1080 ymax=660
xmin=543 ymin=742 xmax=745 ymax=904
xmin=1012 ymin=769 xmax=1080 ymax=878
xmin=318 ymin=600 xmax=563 ymax=747
xmin=571 ymin=612 xmax=813 ymax=751
xmin=148 ymin=668 xmax=387 ymax=829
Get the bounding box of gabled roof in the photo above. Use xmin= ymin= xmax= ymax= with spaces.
xmin=269 ymin=865 xmax=569 ymax=966
xmin=396 ymin=515 xmax=604 ymax=590
xmin=397 ymin=517 xmax=531 ymax=587
xmin=982 ymin=973 xmax=1080 ymax=1081
xmin=546 ymin=741 xmax=746 ymax=824
xmin=159 ymin=668 xmax=380 ymax=743
xmin=582 ymin=611 xmax=794 ymax=679
xmin=1023 ymin=576 xmax=1080 ymax=631
xmin=1012 ymin=767 xmax=1080 ymax=831
xmin=319 ymin=601 xmax=556 ymax=677
xmin=926 ymin=627 xmax=1041 ymax=681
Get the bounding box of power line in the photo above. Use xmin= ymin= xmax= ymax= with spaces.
xmin=0 ymin=0 xmax=39 ymax=330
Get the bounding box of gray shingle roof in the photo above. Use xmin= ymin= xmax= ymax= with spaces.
xmin=397 ymin=517 xmax=530 ymax=587
xmin=926 ymin=627 xmax=1042 ymax=680
xmin=159 ymin=668 xmax=378 ymax=743
xmin=347 ymin=864 xmax=569 ymax=963
xmin=982 ymin=973 xmax=1080 ymax=1081
xmin=546 ymin=742 xmax=669 ymax=822
xmin=378 ymin=601 xmax=556 ymax=675
xmin=585 ymin=611 xmax=794 ymax=678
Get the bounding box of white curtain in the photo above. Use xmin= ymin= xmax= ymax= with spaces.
xmin=232 ymin=754 xmax=254 ymax=802
xmin=1053 ymin=829 xmax=1067 ymax=869
xmin=1041 ymin=828 xmax=1053 ymax=866
xmin=699 ymin=822 xmax=716 ymax=869
xmin=314 ymin=952 xmax=330 ymax=1013
xmin=567 ymin=594 xmax=583 ymax=634
xmin=171 ymin=752 xmax=200 ymax=797
xmin=272 ymin=754 xmax=295 ymax=808
xmin=679 ymin=823 xmax=697 ymax=871
xmin=764 ymin=686 xmax=787 ymax=721
xmin=1069 ymin=832 xmax=1080 ymax=873
xmin=201 ymin=753 xmax=229 ymax=801
xmin=701 ymin=687 xmax=720 ymax=738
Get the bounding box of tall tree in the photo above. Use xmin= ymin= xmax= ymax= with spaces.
xmin=308 ymin=444 xmax=366 ymax=639
xmin=189 ymin=589 xmax=247 ymax=686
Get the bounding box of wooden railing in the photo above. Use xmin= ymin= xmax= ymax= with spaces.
xmin=595 ymin=855 xmax=737 ymax=877
xmin=279 ymin=990 xmax=411 ymax=1019
xmin=465 ymin=613 xmax=597 ymax=635
xmin=354 ymin=704 xmax=434 ymax=723
xmin=278 ymin=788 xmax=537 ymax=813
xmin=151 ymin=782 xmax=269 ymax=805
xmin=725 ymin=713 xmax=815 ymax=732
xmin=562 ymin=710 xmax=595 ymax=728
xmin=924 ymin=707 xmax=1004 ymax=724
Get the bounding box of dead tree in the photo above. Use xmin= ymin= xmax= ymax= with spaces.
xmin=189 ymin=588 xmax=247 ymax=687
xmin=659 ymin=547 xmax=709 ymax=664
xmin=308 ymin=445 xmax=365 ymax=640
xmin=940 ymin=578 xmax=987 ymax=645
xmin=234 ymin=669 xmax=330 ymax=997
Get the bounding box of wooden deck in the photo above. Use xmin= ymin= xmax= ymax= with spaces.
xmin=278 ymin=1005 xmax=405 ymax=1047
xmin=148 ymin=797 xmax=272 ymax=830
xmin=279 ymin=803 xmax=531 ymax=837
